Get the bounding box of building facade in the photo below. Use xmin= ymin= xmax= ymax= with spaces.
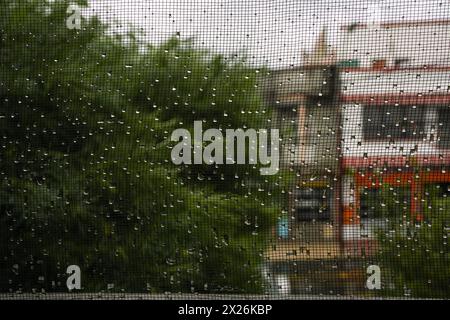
xmin=264 ymin=20 xmax=450 ymax=294
xmin=339 ymin=20 xmax=450 ymax=255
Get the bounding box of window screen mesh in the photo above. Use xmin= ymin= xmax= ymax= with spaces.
xmin=0 ymin=0 xmax=449 ymax=299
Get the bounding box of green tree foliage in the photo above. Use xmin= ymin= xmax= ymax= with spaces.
xmin=378 ymin=186 xmax=450 ymax=298
xmin=0 ymin=0 xmax=288 ymax=293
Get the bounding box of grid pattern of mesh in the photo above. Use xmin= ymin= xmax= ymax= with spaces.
xmin=0 ymin=0 xmax=449 ymax=299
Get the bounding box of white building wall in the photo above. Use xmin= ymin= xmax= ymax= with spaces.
xmin=341 ymin=70 xmax=450 ymax=159
xmin=341 ymin=104 xmax=439 ymax=159
xmin=338 ymin=22 xmax=450 ymax=68
xmin=341 ymin=70 xmax=450 ymax=96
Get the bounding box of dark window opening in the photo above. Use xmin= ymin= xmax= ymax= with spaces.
xmin=363 ymin=105 xmax=426 ymax=140
xmin=394 ymin=58 xmax=410 ymax=67
xmin=293 ymin=188 xmax=331 ymax=221
xmin=360 ymin=187 xmax=410 ymax=219
xmin=424 ymin=183 xmax=450 ymax=199
xmin=359 ymin=186 xmax=410 ymax=236
xmin=437 ymin=108 xmax=450 ymax=148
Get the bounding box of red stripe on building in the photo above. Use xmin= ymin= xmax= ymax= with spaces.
xmin=340 ymin=94 xmax=450 ymax=105
xmin=340 ymin=66 xmax=450 ymax=73
xmin=342 ymin=154 xmax=450 ymax=169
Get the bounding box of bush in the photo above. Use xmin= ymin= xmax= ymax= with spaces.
xmin=378 ymin=190 xmax=450 ymax=298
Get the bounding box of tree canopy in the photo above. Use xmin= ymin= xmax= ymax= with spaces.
xmin=0 ymin=0 xmax=289 ymax=293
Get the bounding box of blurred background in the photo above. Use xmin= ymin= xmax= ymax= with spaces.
xmin=0 ymin=0 xmax=448 ymax=298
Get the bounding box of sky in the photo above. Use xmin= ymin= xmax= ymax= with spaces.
xmin=84 ymin=0 xmax=450 ymax=68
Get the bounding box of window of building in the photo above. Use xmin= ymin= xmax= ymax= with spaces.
xmin=437 ymin=107 xmax=450 ymax=148
xmin=363 ymin=105 xmax=426 ymax=140
xmin=359 ymin=186 xmax=410 ymax=236
xmin=293 ymin=188 xmax=331 ymax=221
xmin=360 ymin=187 xmax=409 ymax=220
